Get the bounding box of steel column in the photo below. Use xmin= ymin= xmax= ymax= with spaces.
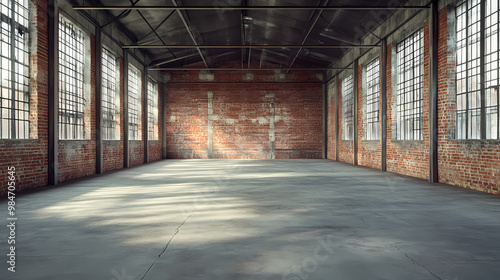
xmin=429 ymin=0 xmax=439 ymax=182
xmin=335 ymin=77 xmax=339 ymax=161
xmin=161 ymin=83 xmax=167 ymax=159
xmin=480 ymin=0 xmax=486 ymax=140
xmin=323 ymin=77 xmax=328 ymax=159
xmin=143 ymin=66 xmax=149 ymax=163
xmin=48 ymin=0 xmax=58 ymax=185
xmin=353 ymin=59 xmax=359 ymax=166
xmin=95 ymin=30 xmax=103 ymax=174
xmin=381 ymin=39 xmax=388 ymax=172
xmin=123 ymin=50 xmax=130 ymax=168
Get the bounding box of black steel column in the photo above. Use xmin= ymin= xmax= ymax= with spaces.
xmin=95 ymin=30 xmax=103 ymax=174
xmin=123 ymin=50 xmax=129 ymax=168
xmin=480 ymin=0 xmax=486 ymax=139
xmin=429 ymin=0 xmax=439 ymax=182
xmin=143 ymin=66 xmax=149 ymax=163
xmin=161 ymin=82 xmax=167 ymax=159
xmin=335 ymin=77 xmax=339 ymax=161
xmin=381 ymin=39 xmax=388 ymax=171
xmin=353 ymin=59 xmax=359 ymax=166
xmin=48 ymin=0 xmax=58 ymax=185
xmin=323 ymin=76 xmax=328 ymax=159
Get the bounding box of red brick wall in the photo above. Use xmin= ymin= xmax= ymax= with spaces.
xmin=327 ymin=82 xmax=336 ymax=160
xmin=166 ymin=64 xmax=323 ymax=159
xmin=437 ymin=7 xmax=499 ymax=195
xmin=103 ymin=57 xmax=124 ymax=172
xmin=338 ymin=78 xmax=354 ymax=164
xmin=0 ymin=0 xmax=49 ymax=195
xmin=357 ymin=63 xmax=382 ymax=170
xmin=385 ymin=21 xmax=430 ymax=180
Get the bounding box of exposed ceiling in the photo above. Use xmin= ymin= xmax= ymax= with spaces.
xmin=77 ymin=0 xmax=417 ymax=69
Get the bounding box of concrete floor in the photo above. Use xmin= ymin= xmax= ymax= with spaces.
xmin=1 ymin=160 xmax=500 ymax=280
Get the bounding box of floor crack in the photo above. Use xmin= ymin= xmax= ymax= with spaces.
xmin=391 ymin=244 xmax=443 ymax=280
xmin=140 ymin=211 xmax=194 ymax=280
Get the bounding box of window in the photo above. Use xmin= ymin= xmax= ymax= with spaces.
xmin=102 ymin=47 xmax=119 ymax=140
xmin=365 ymin=58 xmax=380 ymax=140
xmin=147 ymin=78 xmax=158 ymax=140
xmin=342 ymin=74 xmax=354 ymax=141
xmin=457 ymin=0 xmax=500 ymax=139
xmin=396 ymin=29 xmax=424 ymax=140
xmin=0 ymin=0 xmax=30 ymax=139
xmin=128 ymin=65 xmax=140 ymax=140
xmin=59 ymin=16 xmax=85 ymax=140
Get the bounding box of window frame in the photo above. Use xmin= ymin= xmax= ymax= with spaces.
xmin=456 ymin=0 xmax=500 ymax=140
xmin=365 ymin=58 xmax=380 ymax=141
xmin=395 ymin=28 xmax=424 ymax=141
xmin=101 ymin=46 xmax=120 ymax=140
xmin=147 ymin=78 xmax=158 ymax=141
xmin=128 ymin=64 xmax=141 ymax=141
xmin=0 ymin=0 xmax=30 ymax=139
xmin=58 ymin=15 xmax=87 ymax=140
xmin=342 ymin=73 xmax=354 ymax=141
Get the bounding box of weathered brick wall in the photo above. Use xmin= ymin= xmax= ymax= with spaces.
xmin=166 ymin=64 xmax=323 ymax=159
xmin=385 ymin=20 xmax=430 ymax=181
xmin=327 ymin=81 xmax=337 ymax=160
xmin=338 ymin=78 xmax=354 ymax=164
xmin=0 ymin=0 xmax=50 ymax=195
xmin=357 ymin=63 xmax=382 ymax=170
xmin=438 ymin=7 xmax=499 ymax=195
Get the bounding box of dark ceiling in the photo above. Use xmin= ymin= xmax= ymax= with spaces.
xmin=80 ymin=0 xmax=415 ymax=69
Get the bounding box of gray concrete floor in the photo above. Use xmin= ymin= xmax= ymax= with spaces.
xmin=1 ymin=160 xmax=500 ymax=280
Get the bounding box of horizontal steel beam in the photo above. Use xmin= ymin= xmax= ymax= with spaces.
xmin=74 ymin=5 xmax=429 ymax=11
xmin=149 ymin=67 xmax=351 ymax=71
xmin=123 ymin=45 xmax=380 ymax=49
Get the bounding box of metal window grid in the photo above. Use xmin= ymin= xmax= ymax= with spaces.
xmin=147 ymin=78 xmax=158 ymax=140
xmin=485 ymin=0 xmax=500 ymax=139
xmin=102 ymin=47 xmax=117 ymax=140
xmin=0 ymin=0 xmax=30 ymax=139
xmin=366 ymin=58 xmax=380 ymax=140
xmin=128 ymin=65 xmax=140 ymax=140
xmin=59 ymin=17 xmax=85 ymax=140
xmin=457 ymin=0 xmax=482 ymax=139
xmin=342 ymin=74 xmax=354 ymax=141
xmin=396 ymin=29 xmax=424 ymax=140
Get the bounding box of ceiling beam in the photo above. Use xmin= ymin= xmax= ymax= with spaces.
xmin=122 ymin=45 xmax=380 ymax=49
xmin=287 ymin=0 xmax=330 ymax=73
xmin=171 ymin=0 xmax=210 ymax=69
xmin=74 ymin=5 xmax=430 ymax=11
xmin=148 ymin=68 xmax=351 ymax=71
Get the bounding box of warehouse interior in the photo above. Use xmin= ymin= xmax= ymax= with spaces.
xmin=1 ymin=0 xmax=500 ymax=279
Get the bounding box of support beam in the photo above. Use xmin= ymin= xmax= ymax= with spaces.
xmin=480 ymin=0 xmax=487 ymax=140
xmin=335 ymin=77 xmax=339 ymax=161
xmin=143 ymin=67 xmax=149 ymax=163
xmin=161 ymin=83 xmax=167 ymax=159
xmin=48 ymin=0 xmax=58 ymax=185
xmin=429 ymin=0 xmax=438 ymax=182
xmin=353 ymin=59 xmax=359 ymax=166
xmin=123 ymin=50 xmax=130 ymax=168
xmin=95 ymin=30 xmax=103 ymax=174
xmin=323 ymin=77 xmax=328 ymax=159
xmin=149 ymin=68 xmax=351 ymax=71
xmin=171 ymin=0 xmax=210 ymax=69
xmin=74 ymin=5 xmax=430 ymax=11
xmin=287 ymin=0 xmax=330 ymax=73
xmin=381 ymin=39 xmax=388 ymax=172
xmin=123 ymin=45 xmax=380 ymax=49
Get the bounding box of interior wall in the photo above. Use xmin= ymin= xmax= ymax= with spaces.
xmin=166 ymin=66 xmax=324 ymax=159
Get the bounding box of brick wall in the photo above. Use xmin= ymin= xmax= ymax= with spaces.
xmin=438 ymin=7 xmax=500 ymax=195
xmin=0 ymin=0 xmax=50 ymax=195
xmin=337 ymin=78 xmax=354 ymax=164
xmin=166 ymin=64 xmax=323 ymax=159
xmin=357 ymin=64 xmax=382 ymax=170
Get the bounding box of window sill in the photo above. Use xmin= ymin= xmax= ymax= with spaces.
xmin=362 ymin=140 xmax=381 ymax=143
xmin=448 ymin=139 xmax=500 ymax=144
xmin=0 ymin=139 xmax=39 ymax=144
xmin=59 ymin=139 xmax=92 ymax=142
xmin=390 ymin=140 xmax=424 ymax=144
